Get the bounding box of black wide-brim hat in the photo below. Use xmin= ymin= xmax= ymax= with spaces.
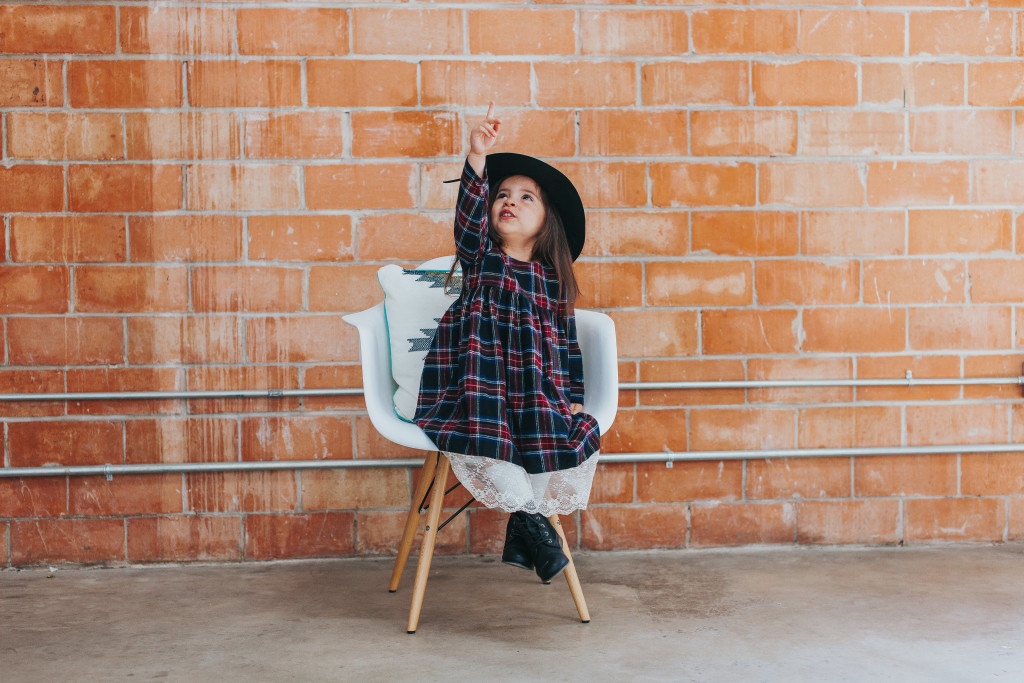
xmin=485 ymin=153 xmax=586 ymax=261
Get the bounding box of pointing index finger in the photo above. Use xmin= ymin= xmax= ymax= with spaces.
xmin=485 ymin=101 xmax=496 ymax=121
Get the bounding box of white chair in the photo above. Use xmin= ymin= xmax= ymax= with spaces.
xmin=343 ymin=256 xmax=618 ymax=633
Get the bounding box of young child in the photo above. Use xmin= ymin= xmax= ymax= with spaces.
xmin=415 ymin=103 xmax=601 ymax=583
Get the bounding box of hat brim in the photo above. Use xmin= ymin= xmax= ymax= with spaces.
xmin=485 ymin=153 xmax=585 ymax=261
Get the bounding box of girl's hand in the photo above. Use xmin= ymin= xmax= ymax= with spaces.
xmin=571 ymin=403 xmax=583 ymax=415
xmin=468 ymin=101 xmax=501 ymax=175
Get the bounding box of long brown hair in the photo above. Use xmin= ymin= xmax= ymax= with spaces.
xmin=445 ymin=177 xmax=579 ymax=315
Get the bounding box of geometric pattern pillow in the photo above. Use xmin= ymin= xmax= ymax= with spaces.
xmin=377 ymin=264 xmax=461 ymax=421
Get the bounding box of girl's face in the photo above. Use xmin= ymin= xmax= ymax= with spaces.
xmin=490 ymin=175 xmax=547 ymax=258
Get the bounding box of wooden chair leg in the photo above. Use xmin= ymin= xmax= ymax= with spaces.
xmin=549 ymin=515 xmax=591 ymax=624
xmin=407 ymin=454 xmax=450 ymax=634
xmin=389 ymin=452 xmax=439 ymax=593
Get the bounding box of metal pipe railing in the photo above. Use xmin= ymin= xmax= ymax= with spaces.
xmin=4 ymin=442 xmax=1024 ymax=479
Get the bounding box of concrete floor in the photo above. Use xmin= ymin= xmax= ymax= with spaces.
xmin=2 ymin=545 xmax=1022 ymax=682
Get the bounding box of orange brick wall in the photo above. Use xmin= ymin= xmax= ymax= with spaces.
xmin=2 ymin=1 xmax=1024 ymax=566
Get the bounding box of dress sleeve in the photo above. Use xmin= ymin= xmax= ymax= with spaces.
xmin=567 ymin=314 xmax=585 ymax=405
xmin=454 ymin=159 xmax=490 ymax=268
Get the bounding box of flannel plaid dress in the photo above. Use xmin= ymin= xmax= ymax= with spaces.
xmin=414 ymin=161 xmax=601 ymax=481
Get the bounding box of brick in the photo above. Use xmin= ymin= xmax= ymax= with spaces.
xmin=187 ymin=60 xmax=301 ymax=108
xmin=301 ymin=468 xmax=408 ymax=511
xmin=0 ymin=477 xmax=66 ymax=518
xmin=798 ymin=406 xmax=901 ymax=449
xmin=637 ymin=359 xmax=745 ymax=407
xmin=863 ymin=62 xmax=964 ymax=107
xmin=127 ymin=516 xmax=241 ymax=563
xmin=754 ymin=61 xmax=857 ymax=106
xmin=302 ymin=365 xmax=364 ymax=412
xmin=120 ymin=7 xmax=232 ymax=55
xmin=576 ymin=261 xmax=643 ymax=308
xmin=969 ymin=63 xmax=1024 ymax=106
xmin=244 ymin=112 xmax=345 ymax=159
xmin=867 ymin=162 xmax=969 ymax=207
xmin=760 ymin=162 xmax=863 ymax=207
xmin=0 ymin=266 xmax=69 ymax=314
xmin=0 ymin=370 xmax=65 ymax=418
xmin=1013 ymin=498 xmax=1024 ymax=542
xmin=191 ymin=266 xmax=303 ymax=313
xmin=691 ymin=111 xmax=797 ymax=157
xmin=70 ymin=475 xmax=183 ymax=516
xmin=354 ymin=416 xmax=424 ymax=461
xmin=186 ymin=366 xmax=300 ymax=415
xmin=911 ymin=110 xmax=1011 ymax=155
xmin=12 ymin=519 xmax=124 ymax=566
xmin=535 ymin=61 xmax=636 ymax=107
xmin=468 ymin=9 xmax=575 ymax=55
xmin=582 ymin=504 xmax=688 ymax=551
xmin=756 ymin=260 xmax=859 ymax=306
xmin=130 ymin=215 xmax=243 ymax=262
xmin=0 ymin=165 xmax=63 ymax=212
xmin=69 ymin=60 xmax=181 ymax=108
xmin=127 ymin=112 xmax=240 ymax=160
xmin=0 ymin=5 xmax=116 ymax=54
xmin=692 ymin=9 xmax=797 ymax=54
xmin=306 ymin=164 xmax=417 ymax=210
xmin=702 ymin=309 xmax=800 ymax=355
xmin=748 ymin=357 xmax=854 ymax=404
xmin=188 ymin=471 xmax=297 ymax=513
xmin=800 ymin=112 xmax=904 ymax=156
xmin=241 ymin=416 xmax=352 ymax=463
xmin=643 ymin=61 xmax=748 ymax=106
xmin=797 ymin=500 xmax=900 ymax=545
xmin=608 ymin=310 xmax=698 ymax=358
xmin=245 ymin=512 xmax=355 ymax=559
xmin=647 ymin=261 xmax=752 ymax=307
xmin=862 ymin=259 xmax=965 ymax=305
xmin=66 ymin=367 xmax=181 ymax=416
xmin=246 ymin=316 xmax=358 ymax=363
xmin=652 ymin=162 xmax=756 ymax=208
xmin=691 ymin=502 xmax=795 ymax=547
xmin=904 ymin=498 xmax=1006 ymax=543
xmin=249 ymin=215 xmax=352 ymax=262
xmin=975 ymin=161 xmax=1024 ymax=204
xmin=559 ymin=162 xmax=647 ymax=208
xmin=237 ymin=8 xmax=347 ymax=56
xmin=351 ymin=111 xmax=459 ymax=158
xmin=962 ymin=453 xmax=1024 ymax=496
xmin=308 ymin=60 xmax=417 ymax=107
xmin=909 ymin=306 xmax=1011 ymax=351
xmin=690 ymin=408 xmax=795 ymax=452
xmin=637 ymin=460 xmax=743 ymax=502
xmin=69 ymin=164 xmax=182 ymax=213
xmin=127 ymin=316 xmax=241 ymax=365
xmin=356 ymin=214 xmax=450 ymax=262
xmin=0 ymin=58 xmax=63 ymax=106
xmin=580 ymin=110 xmax=687 ymax=156
xmin=353 ymin=8 xmax=461 ymax=54
xmin=581 ymin=10 xmax=687 ymax=55
xmin=419 ymin=162 xmax=464 ymax=210
xmin=857 ymin=355 xmax=961 ymax=402
xmin=747 ymin=457 xmax=851 ymax=500
xmin=309 ymin=264 xmax=392 ymax=312
xmin=482 ymin=110 xmax=576 ymax=158
xmin=803 ymin=308 xmax=906 ymax=353
xmin=908 ymin=210 xmax=1012 ymax=255
xmin=75 ymin=266 xmax=188 ymax=313
xmin=590 ymin=463 xmax=634 ymax=504
xmin=907 ymin=404 xmax=1008 ymax=447
xmin=8 ymin=112 xmax=122 ymax=161
xmin=11 ymin=216 xmax=125 ymax=263
xmin=359 ymin=509 xmax=467 ymax=556
xmin=802 ymin=211 xmax=904 ymax=256
xmin=186 ymin=164 xmax=300 ymax=211
xmin=601 ymin=408 xmax=688 ymax=454
xmin=125 ymin=418 xmax=239 ymax=465
xmin=910 ymin=11 xmax=1012 ymax=56
xmin=466 ymin=508 xmax=508 ymax=556
xmin=8 ymin=317 xmax=123 ymax=365
xmin=965 ymin=260 xmax=1024 ymax=303
xmin=8 ymin=420 xmax=123 ymax=468
xmin=588 ymin=211 xmax=689 ymax=257
xmin=799 ymin=10 xmax=904 ymax=57
xmin=692 ymin=211 xmax=797 ymax=256
xmin=963 ymin=355 xmax=1023 ymax=401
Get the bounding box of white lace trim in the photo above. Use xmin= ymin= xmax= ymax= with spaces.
xmin=443 ymin=451 xmax=599 ymax=516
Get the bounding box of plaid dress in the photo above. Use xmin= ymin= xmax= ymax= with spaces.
xmin=415 ymin=161 xmax=601 ymax=478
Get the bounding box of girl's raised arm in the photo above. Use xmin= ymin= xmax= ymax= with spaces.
xmin=467 ymin=102 xmax=501 ymax=176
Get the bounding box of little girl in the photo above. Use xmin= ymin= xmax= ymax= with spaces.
xmin=415 ymin=103 xmax=601 ymax=583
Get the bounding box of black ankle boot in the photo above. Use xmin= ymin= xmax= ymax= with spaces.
xmin=521 ymin=513 xmax=569 ymax=583
xmin=501 ymin=512 xmax=534 ymax=570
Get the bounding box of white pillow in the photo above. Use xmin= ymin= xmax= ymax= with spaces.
xmin=377 ymin=263 xmax=461 ymax=421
